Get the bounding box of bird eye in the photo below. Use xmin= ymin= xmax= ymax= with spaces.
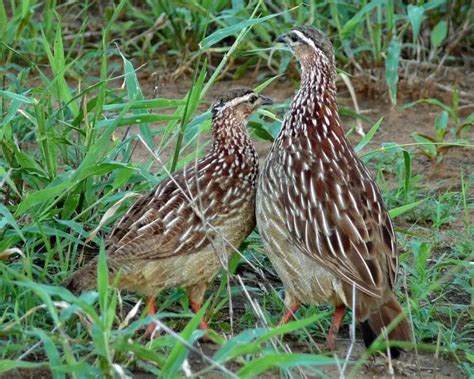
xmin=289 ymin=34 xmax=299 ymax=43
xmin=249 ymin=96 xmax=258 ymax=104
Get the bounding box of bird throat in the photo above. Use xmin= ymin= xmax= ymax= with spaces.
xmin=279 ymin=57 xmax=340 ymax=143
xmin=211 ymin=110 xmax=255 ymax=163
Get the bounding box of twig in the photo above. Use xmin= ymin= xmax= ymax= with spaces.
xmin=339 ymin=73 xmax=364 ymax=136
xmin=340 ymin=283 xmax=357 ymax=377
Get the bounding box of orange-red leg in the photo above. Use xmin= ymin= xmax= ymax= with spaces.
xmin=145 ymin=296 xmax=158 ymax=337
xmin=327 ymin=305 xmax=345 ymax=351
xmin=189 ymin=300 xmax=209 ymax=330
xmin=278 ymin=303 xmax=301 ymax=325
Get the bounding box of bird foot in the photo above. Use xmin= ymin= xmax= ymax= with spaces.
xmin=145 ymin=320 xmax=161 ymax=339
xmin=326 ymin=333 xmax=337 ymax=351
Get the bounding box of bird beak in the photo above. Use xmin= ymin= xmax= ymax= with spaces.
xmin=275 ymin=33 xmax=287 ymax=44
xmin=260 ymin=95 xmax=274 ymax=106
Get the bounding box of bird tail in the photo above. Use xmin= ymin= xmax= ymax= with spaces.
xmin=360 ymin=292 xmax=412 ymax=358
xmin=62 ymin=258 xmax=98 ymax=296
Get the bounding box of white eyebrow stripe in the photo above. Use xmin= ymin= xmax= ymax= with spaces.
xmin=215 ymin=92 xmax=254 ymax=111
xmin=292 ymin=30 xmax=317 ymax=51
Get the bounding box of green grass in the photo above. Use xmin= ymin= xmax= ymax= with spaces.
xmin=1 ymin=0 xmax=473 ymax=377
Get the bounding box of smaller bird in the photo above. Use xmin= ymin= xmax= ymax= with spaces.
xmin=64 ymin=88 xmax=272 ymax=335
xmin=256 ymin=27 xmax=412 ymax=356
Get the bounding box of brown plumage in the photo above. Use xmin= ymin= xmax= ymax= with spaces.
xmin=65 ymin=88 xmax=272 ymax=333
xmin=256 ymin=27 xmax=412 ymax=355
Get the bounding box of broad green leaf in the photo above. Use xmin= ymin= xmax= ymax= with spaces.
xmin=30 ymin=329 xmax=64 ymax=379
xmin=102 ymin=98 xmax=184 ymax=112
xmin=355 ymin=117 xmax=383 ymax=153
xmin=422 ymin=0 xmax=446 ymax=11
xmin=255 ymin=75 xmax=281 ymax=93
xmin=340 ymin=0 xmax=385 ymax=39
xmin=237 ymin=353 xmax=335 ymax=378
xmin=118 ymin=50 xmax=154 ymax=148
xmin=0 ymin=205 xmax=25 ymax=241
xmin=249 ymin=121 xmax=274 ymax=142
xmin=402 ymin=98 xmax=453 ymax=118
xmin=96 ymin=113 xmax=179 ymax=129
xmin=0 ymin=361 xmax=47 ymax=374
xmin=0 ymin=166 xmax=20 ymax=196
xmin=431 ymin=20 xmax=447 ymax=48
xmin=435 ymin=110 xmax=449 ymax=140
xmin=389 ymin=199 xmax=426 ymax=218
xmin=0 ymin=90 xmax=36 ymax=104
xmin=16 ymin=180 xmax=71 ymax=216
xmin=462 ymin=113 xmax=474 ymax=127
xmin=214 ymin=313 xmax=326 ymax=363
xmin=161 ymin=301 xmax=208 ymax=377
xmin=200 ymin=12 xmax=283 ymax=48
xmin=407 ymin=5 xmax=424 ymax=42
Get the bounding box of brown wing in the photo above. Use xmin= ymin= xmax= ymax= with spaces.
xmin=278 ymin=120 xmax=397 ymax=298
xmin=106 ymin=156 xmax=232 ymax=260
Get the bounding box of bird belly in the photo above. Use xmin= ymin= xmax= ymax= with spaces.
xmin=257 ymin=201 xmax=347 ymax=306
xmin=118 ymin=249 xmax=224 ymax=297
xmin=118 ymin=205 xmax=255 ymax=297
xmin=279 ymin=248 xmax=348 ymax=306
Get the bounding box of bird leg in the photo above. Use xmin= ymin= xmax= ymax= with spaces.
xmin=189 ymin=300 xmax=209 ymax=330
xmin=187 ymin=284 xmax=209 ymax=331
xmin=278 ymin=302 xmax=301 ymax=325
xmin=145 ymin=296 xmax=159 ymax=338
xmin=326 ymin=305 xmax=345 ymax=351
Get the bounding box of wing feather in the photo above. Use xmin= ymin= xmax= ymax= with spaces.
xmin=279 ymin=128 xmax=397 ymax=297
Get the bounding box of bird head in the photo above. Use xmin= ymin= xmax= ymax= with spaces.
xmin=276 ymin=26 xmax=334 ymax=69
xmin=211 ymin=88 xmax=273 ymax=120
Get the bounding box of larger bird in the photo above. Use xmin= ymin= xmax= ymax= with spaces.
xmin=65 ymin=88 xmax=272 ymax=334
xmin=256 ymin=27 xmax=411 ymax=354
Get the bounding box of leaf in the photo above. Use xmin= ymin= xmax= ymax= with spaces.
xmin=213 ymin=313 xmax=326 ymax=363
xmin=161 ymin=302 xmax=208 ymax=377
xmin=0 ymin=90 xmax=36 ymax=104
xmin=254 ymin=75 xmax=281 ymax=93
xmin=0 ymin=167 xmax=20 ymax=196
xmin=102 ymin=98 xmax=184 ymax=112
xmin=118 ymin=49 xmax=154 ymax=148
xmin=411 ymin=132 xmax=438 ymax=159
xmin=461 ymin=113 xmax=474 ymax=127
xmin=0 ymin=205 xmax=25 ymax=241
xmin=237 ymin=353 xmax=335 ymax=378
xmin=407 ymin=5 xmax=424 ymax=42
xmin=385 ymin=38 xmax=401 ymax=105
xmin=355 ymin=117 xmax=383 ymax=153
xmin=402 ymin=98 xmax=452 ymax=114
xmin=402 ymin=150 xmax=411 ymax=196
xmin=0 ymin=361 xmax=48 ymax=374
xmin=200 ymin=12 xmax=283 ymax=48
xmin=97 ymin=244 xmax=109 ymax=317
xmin=248 ymin=121 xmax=274 ymax=142
xmin=434 ymin=110 xmax=449 ymax=140
xmin=431 ymin=20 xmax=447 ymax=49
xmin=30 ymin=329 xmax=65 ymax=379
xmin=389 ymin=199 xmax=426 ymax=218
xmin=340 ymin=0 xmax=385 ymax=39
